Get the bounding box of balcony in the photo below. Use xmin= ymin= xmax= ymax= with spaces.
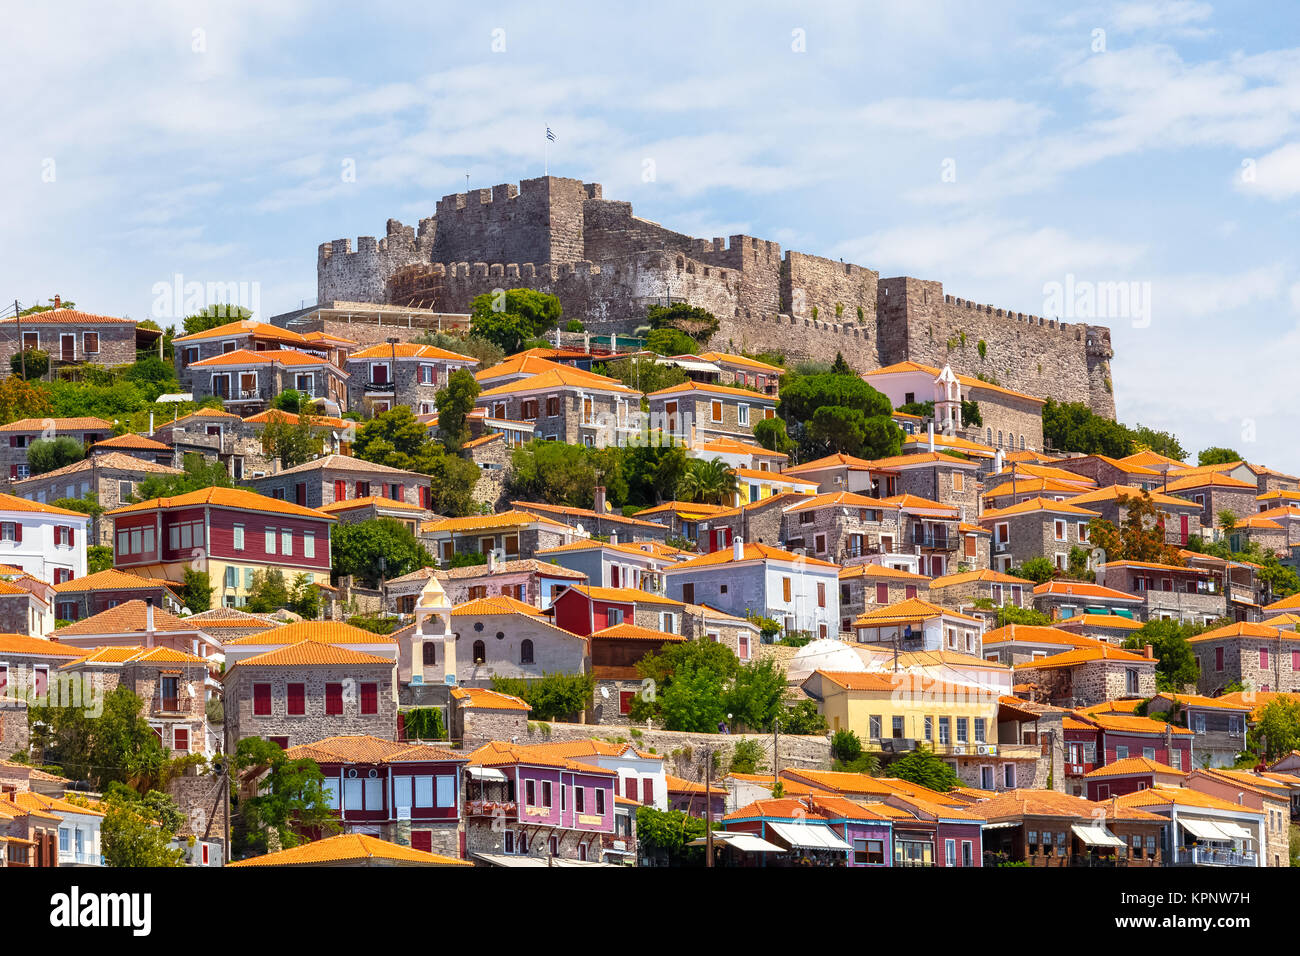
xmin=1172 ymin=846 xmax=1257 ymax=867
xmin=152 ymin=696 xmax=195 ymax=716
xmin=911 ymin=530 xmax=952 ymax=550
xmin=1066 ymin=762 xmax=1096 ymax=776
xmin=365 ymin=380 xmax=396 ymax=392
xmin=467 ymin=799 xmax=517 ymax=817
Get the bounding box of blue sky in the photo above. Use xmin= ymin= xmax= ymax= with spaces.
xmin=2 ymin=1 xmax=1298 ymax=469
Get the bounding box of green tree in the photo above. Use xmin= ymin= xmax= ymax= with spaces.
xmin=180 ymin=568 xmax=212 ymax=613
xmin=753 ymin=416 xmax=795 ymax=456
xmin=728 ymin=739 xmax=766 ymax=774
xmin=1199 ymin=446 xmax=1242 ymax=467
xmin=724 ymin=658 xmax=787 ymax=732
xmin=993 ymin=604 xmax=1054 ymax=627
xmin=403 ymin=707 xmax=446 ymax=740
xmin=1041 ymin=398 xmax=1134 ymax=458
xmin=645 ymin=328 xmax=699 ymax=356
xmin=331 ymin=518 xmax=433 ymax=587
xmin=122 ymin=356 xmax=179 ymax=400
xmin=1124 ymin=619 xmax=1202 ymax=692
xmin=435 ymin=368 xmax=480 ymax=451
xmin=597 ymin=356 xmax=687 ymax=395
xmin=646 ymin=303 xmax=719 ymax=344
xmin=270 ymin=389 xmax=301 ymax=413
xmin=1012 ymin=557 xmax=1056 ymax=584
xmin=1248 ymin=698 xmax=1300 ymax=760
xmin=99 ymin=786 xmax=186 ymax=867
xmin=134 ymin=452 xmax=234 ymax=499
xmin=630 ymin=639 xmax=739 ymax=732
xmin=182 ymin=304 xmax=251 ymax=337
xmin=32 ymin=685 xmax=171 ymax=790
xmin=1131 ymin=425 xmax=1185 ymax=461
xmin=468 ymin=289 xmax=563 ymax=353
xmin=506 ymin=440 xmax=601 ymax=507
xmin=246 ymin=569 xmax=291 ymax=613
xmin=232 ymin=737 xmax=340 ymax=857
xmin=87 ymin=545 xmax=113 ymax=574
xmin=287 ymin=572 xmax=321 ymax=620
xmin=10 ymin=348 xmax=49 ymax=380
xmin=830 ymin=729 xmax=862 ymax=764
xmin=27 ymin=436 xmax=85 ymax=475
xmin=413 ymin=331 xmax=504 ymax=368
xmin=635 ymin=806 xmax=710 ymax=866
xmin=888 ymin=745 xmax=960 ymax=792
xmin=622 ymin=443 xmax=689 ymax=506
xmin=829 ymin=352 xmax=854 ymax=376
xmin=353 ymin=405 xmax=438 ymax=471
xmin=781 ymin=699 xmax=829 ymax=735
xmin=257 ymin=410 xmax=323 ymax=469
xmin=780 ymin=371 xmax=901 ymax=461
xmin=489 ymin=673 xmax=595 ymax=721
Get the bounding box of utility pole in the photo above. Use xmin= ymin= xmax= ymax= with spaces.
xmin=14 ymin=301 xmax=25 ymax=380
xmin=704 ymin=748 xmax=714 ymax=867
xmin=772 ymin=716 xmax=780 ymax=791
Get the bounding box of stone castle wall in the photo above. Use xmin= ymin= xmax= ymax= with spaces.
xmin=316 ymin=176 xmax=1116 ymax=417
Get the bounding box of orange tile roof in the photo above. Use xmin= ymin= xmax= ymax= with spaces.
xmin=980 ymin=497 xmax=1102 ymax=520
xmin=837 ymin=563 xmax=929 ymax=582
xmin=1163 ymin=472 xmax=1257 ymax=492
xmin=561 ymin=584 xmax=684 ymax=607
xmin=511 ymin=500 xmax=664 ymax=529
xmin=172 ymin=319 xmax=308 ymax=344
xmin=318 ymin=495 xmax=426 ymax=514
xmin=782 ymin=491 xmax=901 ymax=513
xmin=590 ymin=623 xmax=687 ymax=642
xmin=876 ymin=493 xmax=959 ymax=514
xmin=0 ymin=417 xmax=112 ymax=433
xmin=449 ymin=687 xmax=531 ymax=711
xmin=1083 ymin=756 xmax=1187 ymax=778
xmin=348 ymin=342 xmax=479 ymax=362
xmin=51 ymin=568 xmax=177 ymax=594
xmin=778 ymin=767 xmax=899 ymax=796
xmin=223 ymin=620 xmax=397 ymax=646
xmin=1063 ymin=484 xmax=1200 ymax=510
xmin=666 ymin=541 xmax=839 ymax=571
xmin=730 ymin=467 xmax=817 ymax=485
xmin=242 ymin=409 xmax=349 ymax=429
xmin=1056 ymin=613 xmax=1145 ymax=630
xmin=451 ymin=595 xmax=544 ymax=616
xmin=0 ymin=492 xmax=87 ymax=518
xmin=465 ymin=740 xmax=618 ymax=775
xmin=190 ymin=347 xmax=334 ymax=368
xmin=975 ymin=788 xmax=1166 ymax=822
xmin=0 ymin=308 xmax=137 ymax=327
xmin=236 ymin=641 xmax=394 ymax=667
xmin=54 ymin=600 xmax=198 ymax=637
xmin=1116 ymin=784 xmax=1261 ymax=814
xmin=1120 ymin=450 xmax=1187 ymax=469
xmin=695 ymin=351 xmax=784 ymax=373
xmin=91 ymin=433 xmax=170 ymax=451
xmin=284 ymin=735 xmax=463 ymax=765
xmin=781 ymin=452 xmax=877 ymax=475
xmin=62 ymin=644 xmax=207 ymax=668
xmin=1083 ymin=712 xmax=1194 ymax=736
xmin=1033 ymin=580 xmax=1144 ymax=602
xmin=981 ymin=624 xmax=1103 ymax=647
xmin=106 ymin=486 xmax=335 ymax=521
xmin=421 ymin=510 xmax=573 ymax=534
xmin=1014 ymin=644 xmax=1154 ymax=670
xmin=853 ymin=597 xmax=982 ymax=627
xmin=867 ymin=360 xmax=1045 ymax=404
xmin=1188 ymin=621 xmax=1299 ymax=644
xmin=1215 ymin=690 xmax=1300 ymax=719
xmin=0 ymin=633 xmax=81 ymax=658
xmin=227 ymin=832 xmax=470 ymax=867
xmin=646 ymin=380 xmax=777 ymax=402
xmin=11 ymin=451 xmax=181 ymax=482
xmin=810 ymin=670 xmax=995 ymax=700
xmin=474 ymin=353 xmax=616 ymax=384
xmin=862 ymin=451 xmax=982 ymax=471
xmin=983 ymin=476 xmax=1092 ymax=499
xmin=477 ymin=366 xmax=637 ymax=397
xmin=928 ymin=569 xmax=1033 ymax=589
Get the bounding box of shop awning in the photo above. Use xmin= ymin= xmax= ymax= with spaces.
xmin=1180 ymin=818 xmax=1233 ymax=841
xmin=766 ymin=821 xmax=852 ymax=851
xmin=981 ymin=821 xmax=1020 ymax=830
xmin=1071 ymin=824 xmax=1125 ymax=848
xmin=1214 ymin=821 xmax=1255 ymax=841
xmin=688 ymin=832 xmax=784 ymax=853
xmin=466 ymin=767 xmax=507 ymax=782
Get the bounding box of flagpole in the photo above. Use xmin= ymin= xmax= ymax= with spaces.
xmin=545 ymin=123 xmax=549 ymax=176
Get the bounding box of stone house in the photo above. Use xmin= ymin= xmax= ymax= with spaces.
xmin=247 ymin=453 xmax=432 ymax=511
xmin=1013 ymin=644 xmax=1158 ymax=707
xmin=413 ymin=556 xmax=585 ymax=612
xmin=0 ymin=634 xmax=82 ymax=709
xmin=319 ymin=495 xmax=428 ymax=536
xmin=60 ymin=644 xmax=214 ymax=756
xmin=1098 ymin=560 xmax=1227 ymax=625
xmin=449 ymin=686 xmax=531 ymax=749
xmin=182 ymin=606 xmax=281 ymax=644
xmin=851 ymin=597 xmax=984 ymax=657
xmin=461 ymin=432 xmax=510 ymax=510
xmin=587 ymin=622 xmax=686 ymax=726
xmin=242 ymin=409 xmax=353 ymax=458
xmin=421 ymin=510 xmax=581 ymax=565
xmin=679 ymin=602 xmax=762 ymax=663
xmin=86 ymin=433 xmax=174 ymax=467
xmin=512 ymin=498 xmax=670 ymax=543
xmin=980 ymin=624 xmax=1108 ymax=666
xmin=0 ymin=306 xmax=142 ymax=379
xmin=345 ymin=341 xmax=479 ymax=417
xmin=695 ymin=492 xmax=807 ymax=554
xmin=867 ymin=451 xmax=983 ymax=517
xmin=976 ymin=789 xmax=1166 ymax=868
xmin=1052 ymin=454 xmax=1163 ymax=491
xmin=1162 ymin=473 xmax=1259 ymax=530
xmin=283 ymin=735 xmax=467 ymax=857
xmin=0 ymin=578 xmax=52 ymax=637
xmin=884 ymin=494 xmax=963 ymax=579
xmin=926 ymin=569 xmax=1034 ymax=612
xmin=693 ymin=352 xmax=784 ymax=396
xmin=536 ymin=538 xmax=684 ymax=593
xmin=645 ymin=381 xmax=777 ymax=445
xmin=1116 ymin=786 xmax=1265 ymax=867
xmin=152 ymin=409 xmax=276 ymax=481
xmin=1054 ymin=613 xmax=1146 ymax=643
xmin=629 ymin=500 xmax=732 ymax=545
xmin=172 ymin=318 xmax=326 ymax=392
xmin=187 ymin=348 xmax=349 ymax=416
xmin=980 ymin=497 xmax=1101 ymax=575
xmin=662 ymin=540 xmax=841 ymax=640
xmin=1031 ymin=580 xmax=1146 ymax=623
xmin=0 ymin=417 xmax=112 ymax=485
xmin=780 ymin=491 xmax=905 ymax=565
xmin=1082 ymin=756 xmax=1189 ymax=800
xmin=837 ymin=563 xmax=930 ymax=633
xmin=475 ymin=366 xmax=641 ymax=448
xmin=1188 ymin=621 xmax=1300 ymax=696
xmin=49 ymin=569 xmax=185 ymax=622
xmin=1144 ymin=692 xmax=1251 ymax=769
xmin=780 ymin=452 xmax=898 ymax=496
xmin=1065 ymin=485 xmax=1204 ymax=547
xmin=1250 ymin=464 xmax=1300 ymax=496
xmin=223 ymin=640 xmax=399 ymax=751
xmin=729 ymin=467 xmax=819 ymax=506
xmin=550 ymin=584 xmax=688 ymax=637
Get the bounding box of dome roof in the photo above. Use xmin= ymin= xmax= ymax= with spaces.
xmin=789 ymin=639 xmax=867 ymax=679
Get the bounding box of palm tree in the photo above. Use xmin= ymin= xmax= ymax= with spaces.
xmin=677 ymin=457 xmax=738 ymax=506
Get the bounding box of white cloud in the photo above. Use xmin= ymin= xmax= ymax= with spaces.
xmin=1237 ymin=142 xmax=1300 ymax=200
xmin=1112 ymin=1 xmax=1214 ymax=34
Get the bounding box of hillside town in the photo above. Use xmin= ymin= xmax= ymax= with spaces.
xmin=1 ymin=266 xmax=1298 ymax=872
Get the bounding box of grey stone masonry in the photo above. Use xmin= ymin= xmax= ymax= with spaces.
xmin=225 ymin=660 xmax=398 ymax=750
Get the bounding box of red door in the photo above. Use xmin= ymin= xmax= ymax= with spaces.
xmin=411 ymin=830 xmax=433 ymax=853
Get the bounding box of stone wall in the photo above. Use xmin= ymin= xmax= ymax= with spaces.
xmin=225 ymin=662 xmax=398 ymax=749
xmin=167 ymin=769 xmax=228 ymax=855
xmin=0 ymin=698 xmax=28 ymax=755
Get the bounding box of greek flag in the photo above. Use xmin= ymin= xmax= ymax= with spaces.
xmin=546 ymin=127 xmax=556 ymax=142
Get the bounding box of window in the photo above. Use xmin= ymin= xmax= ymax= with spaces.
xmin=173 ymin=727 xmax=189 ymax=752
xmin=1116 ymin=745 xmax=1129 ymax=759
xmin=956 ymin=718 xmax=968 ymax=743
xmin=1261 ymin=648 xmax=1270 ymax=669
xmin=1004 ymin=763 xmax=1015 ymax=788
xmin=782 ymin=577 xmax=792 ymax=602
xmin=869 ymin=715 xmax=882 ymax=739
xmin=1054 ymin=520 xmax=1065 ymax=541
xmin=974 ymin=718 xmax=986 ymax=743
xmin=710 ymin=400 xmax=723 ymax=422
xmin=525 ymin=779 xmax=537 ymax=806
xmin=520 ymin=639 xmax=534 ymax=665
xmin=360 ymin=683 xmax=378 ymax=715
xmin=287 ymin=683 xmax=305 ymax=716
xmin=325 ymin=682 xmax=344 ymax=716
xmin=945 ymin=838 xmax=956 ymax=866
xmin=83 ymin=332 xmax=99 ymax=354
xmin=575 ymin=787 xmax=586 ymax=813
xmin=265 ymin=528 xmax=276 ymax=554
xmin=619 ymin=691 xmax=635 ymax=715
xmin=281 ymin=529 xmax=293 ymax=556
xmin=1126 ymin=667 xmax=1139 ymax=695
xmin=303 ymin=533 xmax=315 ymax=559
xmin=595 ymin=789 xmax=605 ymax=815
xmin=817 ymin=582 xmax=826 ymax=608
xmin=473 ymin=640 xmax=486 ymax=663
xmin=253 ymin=683 xmax=272 ymax=716
xmin=737 ymin=405 xmax=749 ymax=426
xmin=938 ymin=717 xmax=951 ymax=745
xmin=546 ymin=396 xmax=560 ymax=417
xmin=924 ymin=716 xmax=933 ymax=741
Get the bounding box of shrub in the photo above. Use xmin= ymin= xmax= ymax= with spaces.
xmin=10 ymin=348 xmax=49 ymax=380
xmin=831 ymin=729 xmax=862 ymax=763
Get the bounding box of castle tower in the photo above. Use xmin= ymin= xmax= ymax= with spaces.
xmin=934 ymin=364 xmax=962 ymax=435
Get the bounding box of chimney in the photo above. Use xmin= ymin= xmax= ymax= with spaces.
xmin=1144 ymin=643 xmax=1154 ymax=659
xmin=733 ymin=536 xmax=744 ymax=562
xmin=594 ymin=485 xmax=606 ymax=515
xmin=52 ymin=295 xmax=61 ymax=309
xmin=928 ymin=422 xmax=935 ymax=454
xmin=145 ymin=597 xmax=156 ymax=647
xmin=609 ymin=531 xmax=618 ymax=545
xmin=487 ymin=549 xmax=497 ymax=573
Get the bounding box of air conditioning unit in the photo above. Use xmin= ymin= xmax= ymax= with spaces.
xmin=994 ymin=542 xmax=1009 ymax=553
xmin=952 ymin=745 xmax=967 ymax=755
xmin=977 ymin=745 xmax=997 ymax=756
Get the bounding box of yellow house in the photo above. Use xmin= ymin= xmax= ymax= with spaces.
xmin=801 ymin=670 xmax=1001 ymax=755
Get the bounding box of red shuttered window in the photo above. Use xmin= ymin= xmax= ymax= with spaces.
xmin=325 ymin=682 xmax=344 ymax=715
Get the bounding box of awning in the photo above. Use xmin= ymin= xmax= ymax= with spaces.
xmin=1214 ymin=821 xmax=1255 ymax=841
xmin=766 ymin=821 xmax=852 ymax=852
xmin=688 ymin=832 xmax=784 ymax=853
xmin=1071 ymin=824 xmax=1125 ymax=848
xmin=1180 ymin=818 xmax=1233 ymax=841
xmin=981 ymin=821 xmax=1020 ymax=830
xmin=466 ymin=767 xmax=507 ymax=782
xmin=656 ymin=357 xmax=723 ymax=373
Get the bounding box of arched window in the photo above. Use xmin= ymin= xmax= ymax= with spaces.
xmin=472 ymin=640 xmax=486 ymax=664
xmin=997 ymin=430 xmax=1003 ymax=448
xmin=422 ymin=643 xmax=436 ymax=666
xmin=520 ymin=639 xmax=534 ymax=665
xmin=1020 ymin=435 xmax=1026 ymax=450
xmin=986 ymin=427 xmax=993 ymax=445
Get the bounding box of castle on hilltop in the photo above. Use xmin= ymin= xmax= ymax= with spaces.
xmin=316 ymin=176 xmax=1116 ymax=418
